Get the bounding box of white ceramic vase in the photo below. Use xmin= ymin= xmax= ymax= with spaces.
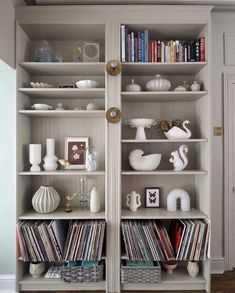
xmin=29 ymin=262 xmax=46 ymax=278
xmin=90 ymin=187 xmax=101 ymax=213
xmin=187 ymin=261 xmax=199 ymax=277
xmin=125 ymin=79 xmax=141 ymax=92
xmin=32 ymin=186 xmax=60 ymax=214
xmin=146 ymin=74 xmax=171 ymax=91
xmin=29 ymin=144 xmax=41 ymax=172
xmin=43 ymin=138 xmax=58 ymax=171
xmin=126 ymin=191 xmax=141 ymax=212
xmin=191 ymin=81 xmax=201 ymax=91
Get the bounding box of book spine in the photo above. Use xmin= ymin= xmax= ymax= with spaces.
xmin=144 ymin=29 xmax=148 ymax=62
xmin=134 ymin=37 xmax=138 ymax=62
xmin=141 ymin=31 xmax=145 ymax=62
xmin=121 ymin=25 xmax=126 ymax=62
xmin=170 ymin=40 xmax=174 ymax=63
xmin=157 ymin=40 xmax=161 ymax=62
xmin=131 ymin=32 xmax=135 ymax=63
xmin=195 ymin=39 xmax=200 ymax=62
xmin=200 ymin=37 xmax=205 ymax=61
xmin=148 ymin=40 xmax=152 ymax=62
xmin=165 ymin=41 xmax=170 ymax=63
xmin=127 ymin=34 xmax=131 ymax=62
xmin=161 ymin=41 xmax=165 ymax=63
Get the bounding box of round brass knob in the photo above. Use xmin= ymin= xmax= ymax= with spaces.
xmin=106 ymin=107 xmax=121 ymax=123
xmin=106 ymin=60 xmax=122 ymax=76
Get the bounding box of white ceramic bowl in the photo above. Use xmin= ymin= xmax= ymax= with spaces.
xmin=76 ymin=80 xmax=99 ymax=88
xmin=129 ymin=149 xmax=162 ymax=171
xmin=31 ymin=104 xmax=52 ymax=110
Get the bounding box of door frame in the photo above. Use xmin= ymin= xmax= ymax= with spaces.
xmin=224 ymin=73 xmax=235 ymax=270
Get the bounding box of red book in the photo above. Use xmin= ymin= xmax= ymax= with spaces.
xmin=200 ymin=37 xmax=205 ymax=62
xmin=148 ymin=41 xmax=152 ymax=62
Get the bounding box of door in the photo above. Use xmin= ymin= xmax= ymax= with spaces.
xmin=224 ymin=74 xmax=235 ymax=270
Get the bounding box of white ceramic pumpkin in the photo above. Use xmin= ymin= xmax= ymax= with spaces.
xmin=32 ymin=186 xmax=60 ymax=214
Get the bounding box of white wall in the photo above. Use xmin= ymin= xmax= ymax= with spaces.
xmin=211 ymin=9 xmax=235 ymax=272
xmin=0 ymin=0 xmax=16 ymax=68
xmin=0 ymin=61 xmax=16 ymax=275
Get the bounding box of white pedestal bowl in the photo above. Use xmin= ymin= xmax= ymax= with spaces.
xmin=125 ymin=118 xmax=156 ymax=140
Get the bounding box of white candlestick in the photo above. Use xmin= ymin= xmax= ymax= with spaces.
xmin=29 ymin=144 xmax=41 ymax=172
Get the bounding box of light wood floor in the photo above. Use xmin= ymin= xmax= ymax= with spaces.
xmin=23 ymin=270 xmax=235 ymax=293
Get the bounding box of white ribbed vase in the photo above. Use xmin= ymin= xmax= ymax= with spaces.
xmin=187 ymin=261 xmax=199 ymax=278
xmin=32 ymin=186 xmax=60 ymax=214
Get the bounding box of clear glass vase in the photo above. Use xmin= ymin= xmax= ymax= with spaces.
xmin=79 ymin=176 xmax=89 ymax=209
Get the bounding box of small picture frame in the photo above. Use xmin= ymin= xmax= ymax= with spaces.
xmin=145 ymin=187 xmax=160 ymax=208
xmin=58 ymin=84 xmax=75 ymax=88
xmin=65 ymin=137 xmax=89 ymax=169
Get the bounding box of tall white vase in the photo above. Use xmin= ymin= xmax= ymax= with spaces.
xmin=43 ymin=138 xmax=58 ymax=171
xmin=29 ymin=144 xmax=41 ymax=172
xmin=90 ymin=187 xmax=101 ymax=213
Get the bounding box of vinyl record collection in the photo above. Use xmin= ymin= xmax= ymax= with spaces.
xmin=17 ymin=220 xmax=106 ymax=262
xmin=121 ymin=219 xmax=210 ymax=262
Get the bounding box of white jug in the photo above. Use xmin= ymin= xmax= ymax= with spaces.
xmin=126 ymin=191 xmax=141 ymax=212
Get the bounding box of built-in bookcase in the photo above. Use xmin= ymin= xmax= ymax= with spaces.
xmin=15 ymin=5 xmax=212 ymax=293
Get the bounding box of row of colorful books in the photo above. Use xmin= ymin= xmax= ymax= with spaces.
xmin=169 ymin=219 xmax=210 ymax=261
xmin=16 ymin=220 xmax=106 ymax=262
xmin=64 ymin=220 xmax=105 ymax=261
xmin=121 ymin=220 xmax=175 ymax=261
xmin=121 ymin=25 xmax=205 ymax=63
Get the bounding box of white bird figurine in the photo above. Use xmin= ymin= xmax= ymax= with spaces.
xmin=164 ymin=120 xmax=191 ymax=140
xmin=169 ymin=144 xmax=188 ymax=171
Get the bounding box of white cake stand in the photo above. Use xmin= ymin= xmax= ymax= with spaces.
xmin=125 ymin=118 xmax=156 ymax=140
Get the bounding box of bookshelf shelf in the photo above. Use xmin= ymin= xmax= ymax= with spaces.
xmin=19 ymin=275 xmax=106 ymax=291
xmin=19 ymin=88 xmax=105 ymax=99
xmin=121 ymin=62 xmax=207 ymax=76
xmin=19 ymin=110 xmax=105 ymax=118
xmin=18 ymin=170 xmax=105 ymax=176
xmin=121 ymin=170 xmax=207 ymax=175
xmin=122 ymin=139 xmax=208 ymax=143
xmin=121 ymin=91 xmax=207 ymax=102
xmin=121 ymin=208 xmax=207 ymax=219
xmin=19 ymin=62 xmax=106 ymax=76
xmin=19 ymin=208 xmax=106 ymax=220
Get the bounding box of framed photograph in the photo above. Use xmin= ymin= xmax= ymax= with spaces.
xmin=145 ymin=187 xmax=160 ymax=208
xmin=65 ymin=137 xmax=89 ymax=169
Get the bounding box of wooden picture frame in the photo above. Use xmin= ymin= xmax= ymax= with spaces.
xmin=145 ymin=187 xmax=160 ymax=207
xmin=65 ymin=137 xmax=89 ymax=169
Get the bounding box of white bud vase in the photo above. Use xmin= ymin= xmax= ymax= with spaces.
xmin=43 ymin=138 xmax=58 ymax=171
xmin=90 ymin=187 xmax=100 ymax=213
xmin=187 ymin=261 xmax=199 ymax=278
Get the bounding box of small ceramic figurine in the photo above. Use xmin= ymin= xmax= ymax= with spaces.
xmin=169 ymin=144 xmax=189 ymax=171
xmin=191 ymin=81 xmax=201 ymax=91
xmin=86 ymin=103 xmax=98 ymax=110
xmin=58 ymin=159 xmax=69 ymax=170
xmin=65 ymin=193 xmax=77 ymax=213
xmin=56 ymin=103 xmax=65 ymax=110
xmin=29 ymin=262 xmax=46 ymax=278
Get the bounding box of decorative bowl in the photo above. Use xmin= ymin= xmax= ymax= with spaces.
xmin=146 ymin=74 xmax=171 ymax=92
xmin=31 ymin=104 xmax=52 ymax=110
xmin=125 ymin=79 xmax=141 ymax=92
xmin=76 ymin=80 xmax=99 ymax=88
xmin=162 ymin=261 xmax=178 ymax=274
xmin=125 ymin=118 xmax=156 ymax=140
xmin=129 ymin=149 xmax=161 ymax=171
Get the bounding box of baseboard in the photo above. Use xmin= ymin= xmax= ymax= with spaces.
xmin=211 ymin=257 xmax=225 ymax=274
xmin=0 ymin=274 xmax=15 ymax=292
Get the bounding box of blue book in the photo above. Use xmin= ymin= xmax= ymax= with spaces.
xmin=140 ymin=31 xmax=145 ymax=62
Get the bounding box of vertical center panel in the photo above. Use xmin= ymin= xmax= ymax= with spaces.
xmin=105 ymin=20 xmax=121 ymax=293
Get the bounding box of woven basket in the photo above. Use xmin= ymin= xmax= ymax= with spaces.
xmin=62 ymin=262 xmax=104 ymax=283
xmin=121 ymin=261 xmax=161 ymax=284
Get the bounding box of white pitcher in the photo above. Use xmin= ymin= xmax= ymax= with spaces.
xmin=126 ymin=191 xmax=141 ymax=212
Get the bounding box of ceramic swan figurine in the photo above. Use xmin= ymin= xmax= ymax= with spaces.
xmin=164 ymin=120 xmax=192 ymax=140
xmin=169 ymin=144 xmax=188 ymax=171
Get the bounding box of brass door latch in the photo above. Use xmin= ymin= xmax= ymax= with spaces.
xmin=106 ymin=60 xmax=122 ymax=76
xmin=106 ymin=107 xmax=121 ymax=123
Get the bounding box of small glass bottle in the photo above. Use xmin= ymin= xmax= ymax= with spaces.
xmin=85 ymin=146 xmax=97 ymax=172
xmin=79 ymin=176 xmax=89 ymax=209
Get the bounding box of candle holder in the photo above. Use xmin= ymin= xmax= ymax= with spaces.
xmin=29 ymin=144 xmax=41 ymax=172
